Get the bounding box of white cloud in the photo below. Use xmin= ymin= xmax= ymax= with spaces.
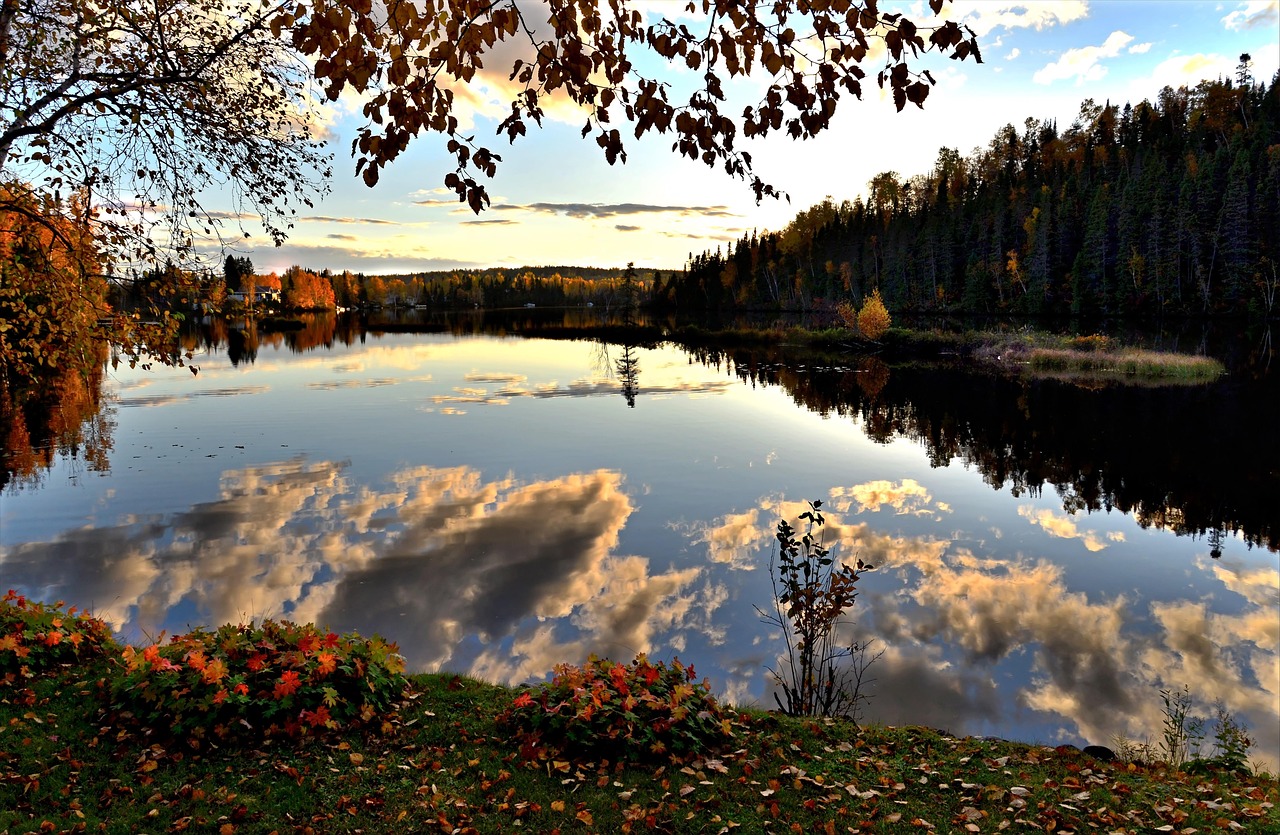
xmin=1006 ymin=47 xmax=1021 ymax=60
xmin=1034 ymin=30 xmax=1135 ymax=85
xmin=1018 ymin=505 xmax=1111 ymax=552
xmin=1128 ymin=42 xmax=1153 ymax=54
xmin=952 ymin=0 xmax=1090 ymax=38
xmin=1221 ymin=1 xmax=1279 ymax=32
xmin=1145 ymin=52 xmax=1236 ymax=88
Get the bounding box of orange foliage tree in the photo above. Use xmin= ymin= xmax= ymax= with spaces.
xmin=283 ymin=267 xmax=337 ymax=310
xmin=0 ymin=185 xmax=117 ymax=488
xmin=856 ymin=289 xmax=891 ymax=341
xmin=0 ymin=184 xmax=104 ymax=384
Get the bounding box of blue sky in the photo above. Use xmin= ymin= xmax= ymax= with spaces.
xmin=221 ymin=1 xmax=1280 ymax=276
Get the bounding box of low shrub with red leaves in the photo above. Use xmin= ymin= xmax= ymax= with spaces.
xmin=106 ymin=619 xmax=407 ymax=743
xmin=1 ymin=590 xmax=118 ymax=686
xmin=502 ymin=654 xmax=733 ymax=760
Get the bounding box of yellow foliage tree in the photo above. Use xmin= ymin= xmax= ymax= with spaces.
xmin=856 ymin=289 xmax=891 ymax=341
xmin=0 ymin=184 xmax=104 ymax=385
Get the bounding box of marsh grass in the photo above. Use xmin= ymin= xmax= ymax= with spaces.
xmin=1028 ymin=346 xmax=1224 ymax=381
xmin=3 ymin=664 xmax=1276 ymax=834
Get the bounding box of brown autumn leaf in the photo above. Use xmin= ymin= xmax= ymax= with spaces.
xmin=292 ymin=0 xmax=980 ymax=212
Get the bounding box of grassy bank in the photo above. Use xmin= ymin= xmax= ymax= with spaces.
xmin=3 ymin=666 xmax=1275 ymax=834
xmin=674 ymin=324 xmax=1225 ymax=383
xmin=1025 ymin=346 xmax=1224 ymax=380
xmin=971 ymin=332 xmax=1226 ymax=383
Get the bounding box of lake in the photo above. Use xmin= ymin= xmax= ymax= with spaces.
xmin=2 ymin=314 xmax=1277 ymax=769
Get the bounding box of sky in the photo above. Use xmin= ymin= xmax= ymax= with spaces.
xmin=217 ymin=0 xmax=1280 ymax=277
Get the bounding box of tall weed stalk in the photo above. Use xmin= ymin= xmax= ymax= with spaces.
xmin=1160 ymin=685 xmax=1205 ymax=766
xmin=757 ymin=500 xmax=881 ymax=720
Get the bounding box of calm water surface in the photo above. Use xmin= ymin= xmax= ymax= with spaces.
xmin=3 ymin=324 xmax=1277 ymax=768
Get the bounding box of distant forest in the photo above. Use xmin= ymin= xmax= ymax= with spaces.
xmin=667 ymin=68 xmax=1280 ymax=319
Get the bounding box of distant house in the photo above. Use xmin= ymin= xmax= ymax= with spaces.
xmin=227 ymin=285 xmax=282 ymax=304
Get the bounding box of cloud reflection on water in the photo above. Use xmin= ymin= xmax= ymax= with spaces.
xmin=3 ymin=466 xmax=1275 ymax=768
xmin=831 ymin=478 xmax=948 ymax=518
xmin=116 ymin=385 xmax=272 ymax=408
xmin=694 ymin=485 xmax=1280 ymax=768
xmin=0 ymin=458 xmax=720 ymax=689
xmin=426 ymin=375 xmax=735 ymax=404
xmin=1017 ymin=504 xmax=1116 ymax=552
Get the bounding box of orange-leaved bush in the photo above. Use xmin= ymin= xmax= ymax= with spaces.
xmin=856 ymin=289 xmax=891 ymax=341
xmin=107 ymin=619 xmax=407 ymax=743
xmin=502 ymin=654 xmax=734 ymax=761
xmin=1 ymin=591 xmax=118 ymax=688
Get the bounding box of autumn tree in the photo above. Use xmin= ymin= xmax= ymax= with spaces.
xmin=0 ymin=186 xmax=103 ymax=385
xmin=3 ymin=0 xmax=980 ymax=371
xmin=1 ymin=0 xmax=330 ymax=262
xmin=856 ymin=288 xmax=890 ymax=341
xmin=1 ymin=0 xmax=331 ymax=373
xmin=282 ymin=266 xmax=336 ymax=310
xmin=294 ymin=0 xmax=981 ymax=212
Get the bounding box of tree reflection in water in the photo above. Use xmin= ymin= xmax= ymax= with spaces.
xmin=1 ymin=340 xmax=114 ymax=492
xmin=686 ymin=343 xmax=1279 ymax=551
xmin=616 ymin=343 xmax=640 ymax=408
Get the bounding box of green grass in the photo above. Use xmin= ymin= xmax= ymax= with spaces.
xmin=4 ymin=665 xmax=1276 ymax=834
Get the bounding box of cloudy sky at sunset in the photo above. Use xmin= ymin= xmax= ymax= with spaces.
xmin=223 ymin=0 xmax=1280 ymax=276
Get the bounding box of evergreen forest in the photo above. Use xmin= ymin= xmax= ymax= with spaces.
xmin=666 ymin=70 xmax=1280 ymax=319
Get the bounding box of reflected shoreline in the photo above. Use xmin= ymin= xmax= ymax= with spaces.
xmin=5 ymin=314 xmax=1276 ymax=551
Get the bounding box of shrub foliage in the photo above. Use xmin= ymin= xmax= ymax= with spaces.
xmin=1 ymin=590 xmax=118 ymax=686
xmin=107 ymin=619 xmax=407 ymax=742
xmin=856 ymin=289 xmax=891 ymax=341
xmin=503 ymin=654 xmax=733 ymax=760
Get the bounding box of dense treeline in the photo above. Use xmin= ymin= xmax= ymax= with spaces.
xmin=345 ymin=266 xmax=654 ymax=310
xmin=672 ymin=70 xmax=1280 ymax=319
xmin=213 ymin=259 xmax=652 ymax=311
xmin=117 ymin=260 xmax=650 ymax=314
